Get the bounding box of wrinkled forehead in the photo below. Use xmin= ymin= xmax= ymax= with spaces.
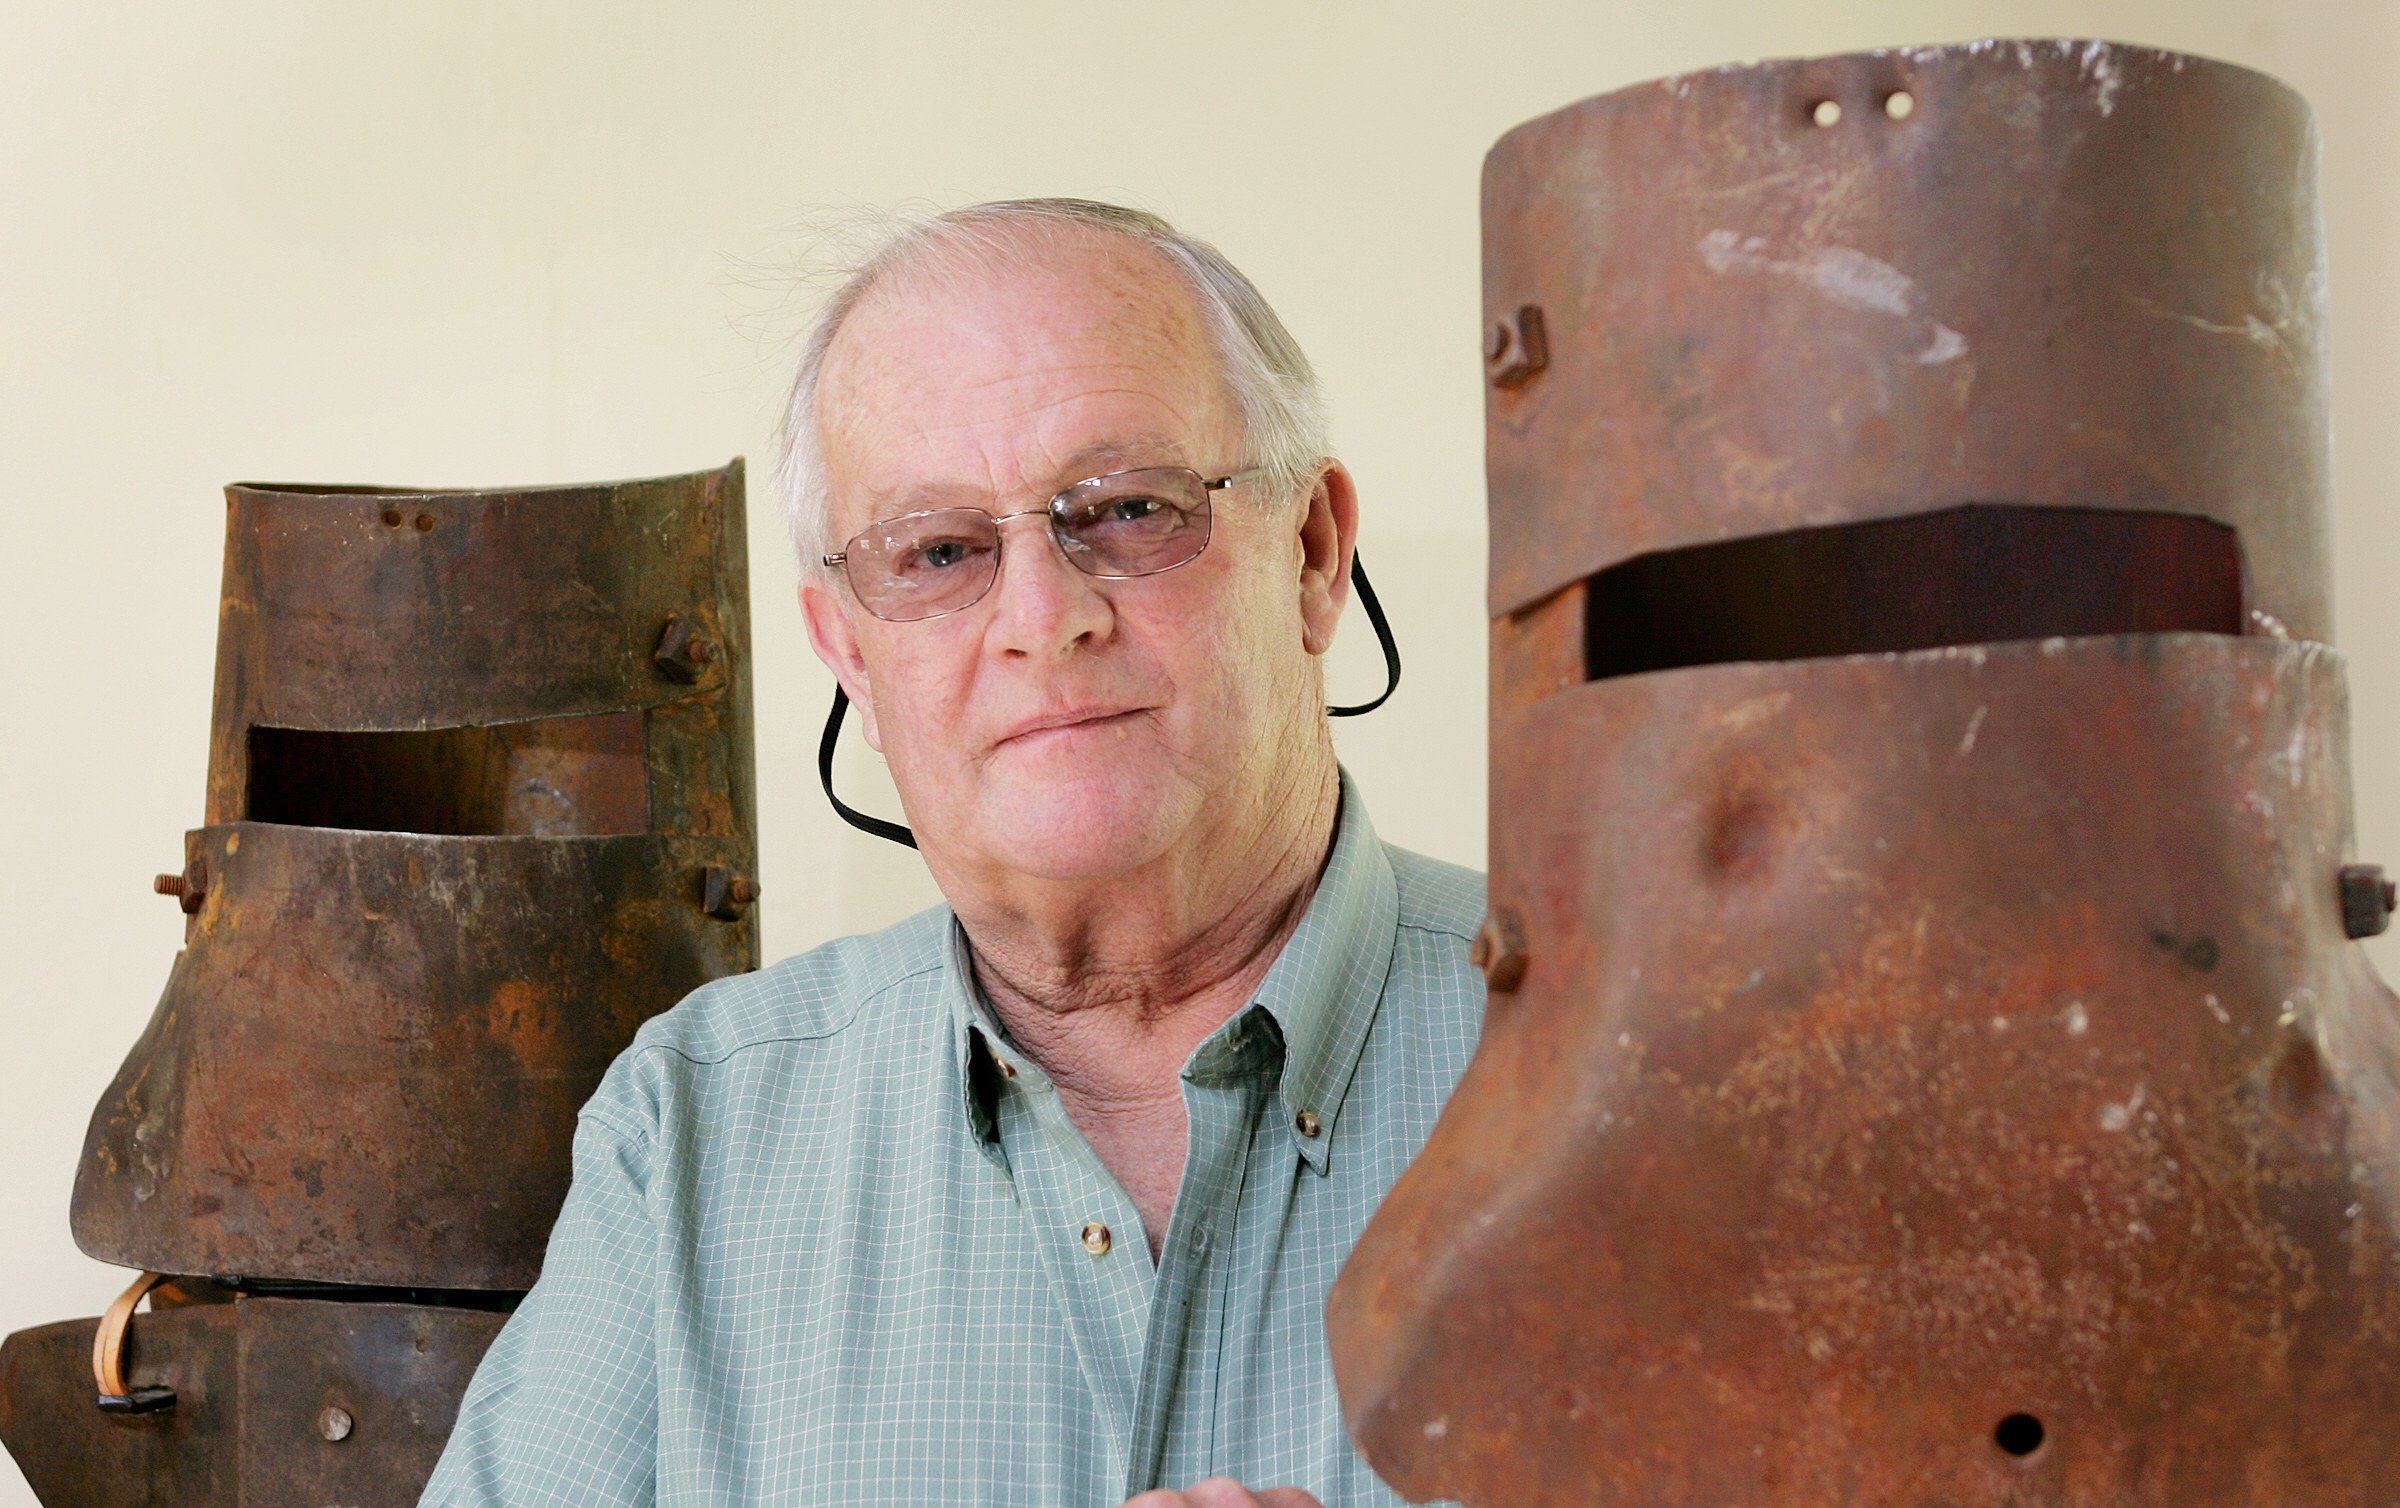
xmin=814 ymin=230 xmax=1237 ymax=528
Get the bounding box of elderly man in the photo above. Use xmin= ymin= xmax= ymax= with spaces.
xmin=422 ymin=199 xmax=1485 ymax=1508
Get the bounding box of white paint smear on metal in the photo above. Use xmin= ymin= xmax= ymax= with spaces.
xmin=1699 ymin=229 xmax=1968 ymax=366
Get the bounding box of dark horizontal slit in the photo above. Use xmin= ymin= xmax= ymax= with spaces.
xmin=1584 ymin=504 xmax=2246 ymax=682
xmin=177 ymin=1276 xmax=524 ymax=1312
xmin=246 ymin=712 xmax=650 ymax=837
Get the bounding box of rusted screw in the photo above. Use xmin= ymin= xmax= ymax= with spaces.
xmin=1471 ymin=907 xmax=1530 ymax=993
xmin=2340 ymin=863 xmax=2397 ymax=939
xmin=156 ymin=858 xmax=207 ymax=915
xmin=653 ymin=614 xmax=717 ymax=684
xmin=703 ymin=865 xmax=761 ymax=922
xmin=1485 ymin=304 xmax=1549 ymax=390
xmin=317 ymin=1404 xmax=353 ymax=1442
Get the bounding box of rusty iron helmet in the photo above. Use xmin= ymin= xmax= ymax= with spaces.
xmin=1333 ymin=41 xmax=2400 ymax=1506
xmin=71 ymin=463 xmax=760 ymax=1291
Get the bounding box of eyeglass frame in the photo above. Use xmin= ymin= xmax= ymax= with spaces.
xmin=820 ymin=465 xmax=1265 ymax=623
xmin=811 ymin=459 xmax=1402 ymax=850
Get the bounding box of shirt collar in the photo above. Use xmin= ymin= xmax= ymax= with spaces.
xmin=945 ymin=769 xmax=1398 ymax=1176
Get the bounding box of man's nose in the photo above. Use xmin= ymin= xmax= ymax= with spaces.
xmin=986 ymin=511 xmax=1112 ymax=658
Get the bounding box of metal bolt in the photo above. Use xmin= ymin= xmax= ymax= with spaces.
xmin=1485 ymin=304 xmax=1549 ymax=390
xmin=157 ymin=858 xmax=207 ymax=914
xmin=318 ymin=1405 xmax=354 ymax=1442
xmin=653 ymin=614 xmax=716 ymax=684
xmin=702 ymin=865 xmax=761 ymax=921
xmin=2340 ymin=864 xmax=2397 ymax=939
xmin=1471 ymin=907 xmax=1530 ymax=993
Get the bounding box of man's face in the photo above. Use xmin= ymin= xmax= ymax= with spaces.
xmin=801 ymin=231 xmax=1338 ymax=887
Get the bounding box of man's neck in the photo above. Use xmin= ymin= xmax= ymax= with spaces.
xmin=954 ymin=751 xmax=1343 ymax=1257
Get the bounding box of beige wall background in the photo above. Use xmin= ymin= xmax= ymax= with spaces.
xmin=3 ymin=1 xmax=2392 ymax=1498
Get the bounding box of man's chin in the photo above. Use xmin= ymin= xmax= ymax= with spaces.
xmin=967 ymin=774 xmax=1187 ymax=884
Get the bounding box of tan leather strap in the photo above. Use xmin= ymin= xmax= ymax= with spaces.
xmin=92 ymin=1271 xmax=166 ymax=1400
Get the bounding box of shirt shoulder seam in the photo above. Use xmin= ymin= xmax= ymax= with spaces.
xmin=577 ymin=1096 xmax=653 ymax=1146
xmin=627 ymin=958 xmax=948 ymax=1070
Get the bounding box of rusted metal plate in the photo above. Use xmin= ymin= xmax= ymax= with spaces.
xmin=1332 ymin=635 xmax=2400 ymax=1503
xmin=0 ymin=1305 xmax=237 ymax=1506
xmin=0 ymin=1297 xmax=503 ymax=1507
xmin=203 ymin=464 xmax=753 ymax=824
xmin=73 ymin=823 xmax=754 ymax=1288
xmin=1481 ymin=43 xmax=2330 ymax=639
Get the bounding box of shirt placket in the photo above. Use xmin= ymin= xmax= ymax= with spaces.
xmin=1124 ymin=1015 xmax=1281 ymax=1497
xmin=993 ymin=1064 xmax=1156 ymax=1478
xmin=986 ymin=1011 xmax=1285 ymax=1500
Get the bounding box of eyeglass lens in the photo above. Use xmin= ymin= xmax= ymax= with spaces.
xmin=841 ymin=467 xmax=1215 ymax=622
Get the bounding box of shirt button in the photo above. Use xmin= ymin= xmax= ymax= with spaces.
xmin=1295 ymin=1109 xmax=1322 ymax=1139
xmin=994 ymin=1056 xmax=1018 ymax=1079
xmin=1081 ymin=1221 xmax=1113 ymax=1256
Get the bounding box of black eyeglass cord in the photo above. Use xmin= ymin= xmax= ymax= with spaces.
xmin=820 ymin=552 xmax=1404 ymax=850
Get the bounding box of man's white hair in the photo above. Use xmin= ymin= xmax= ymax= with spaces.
xmin=772 ymin=198 xmax=1330 ymax=569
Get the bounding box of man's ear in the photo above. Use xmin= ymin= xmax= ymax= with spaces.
xmin=799 ymin=575 xmax=886 ymax=752
xmin=1295 ymin=460 xmax=1360 ymax=658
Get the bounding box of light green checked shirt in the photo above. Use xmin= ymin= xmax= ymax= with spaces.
xmin=423 ymin=778 xmax=1484 ymax=1506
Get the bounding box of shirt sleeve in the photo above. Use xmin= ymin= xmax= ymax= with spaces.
xmin=419 ymin=1105 xmax=660 ymax=1507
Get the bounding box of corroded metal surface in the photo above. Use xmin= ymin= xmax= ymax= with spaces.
xmin=203 ymin=467 xmax=754 ymax=812
xmin=1335 ymin=637 xmax=2400 ymax=1502
xmin=0 ymin=1295 xmax=505 ymax=1507
xmin=1329 ymin=40 xmax=2400 ymax=1506
xmin=75 ymin=825 xmax=754 ymax=1287
xmin=69 ymin=462 xmax=756 ymax=1289
xmin=1479 ymin=41 xmax=2329 ymax=640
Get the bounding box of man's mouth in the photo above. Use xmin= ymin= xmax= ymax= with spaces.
xmin=995 ymin=707 xmax=1148 ymax=747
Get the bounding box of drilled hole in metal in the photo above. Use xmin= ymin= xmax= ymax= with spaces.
xmin=1582 ymin=504 xmax=2247 ymax=683
xmin=1994 ymin=1412 xmax=2045 ymax=1457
